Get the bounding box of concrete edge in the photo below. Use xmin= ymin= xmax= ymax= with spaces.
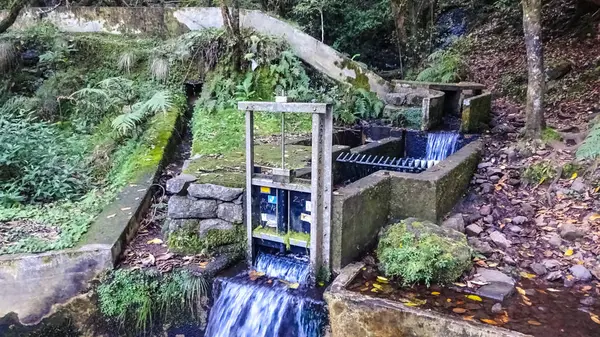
xmin=325 ymin=263 xmax=533 ymax=337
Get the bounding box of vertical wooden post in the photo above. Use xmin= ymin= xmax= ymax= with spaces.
xmin=245 ymin=109 xmax=254 ymax=264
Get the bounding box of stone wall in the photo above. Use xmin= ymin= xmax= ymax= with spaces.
xmin=383 ymin=85 xmax=445 ymax=130
xmin=164 ymin=174 xmax=245 ymax=254
xmin=1 ymin=6 xmax=391 ymax=98
xmin=461 ymin=92 xmax=493 ymax=133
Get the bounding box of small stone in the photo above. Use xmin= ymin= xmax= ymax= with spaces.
xmin=569 ymin=265 xmax=593 ymax=282
xmin=547 ymin=233 xmax=562 ymax=247
xmin=491 ymin=303 xmax=503 ymax=314
xmin=484 ymin=215 xmax=494 ymax=224
xmin=542 ymin=259 xmax=561 ymax=270
xmin=530 ymin=263 xmax=547 ymax=276
xmin=490 ymin=231 xmax=511 ymax=249
xmin=580 ymin=297 xmax=595 ymax=306
xmin=508 ymin=179 xmax=520 ymax=186
xmin=519 ymin=203 xmax=535 ymax=218
xmin=512 ymin=216 xmax=528 ymax=225
xmin=198 ymin=218 xmax=235 ymax=237
xmin=442 ymin=214 xmax=465 ymax=233
xmin=507 ymin=148 xmax=518 ymax=162
xmin=590 ymin=266 xmax=600 ymax=281
xmin=570 ymin=177 xmax=586 ymax=193
xmin=474 ymin=268 xmax=515 ymax=285
xmin=468 ymin=238 xmax=494 ymax=256
xmin=546 ymin=270 xmax=563 ymax=281
xmin=466 ymin=224 xmax=483 ymax=236
xmin=481 ymin=183 xmax=494 ymax=194
xmin=217 ymin=203 xmax=243 ymax=223
xmin=509 ymin=225 xmax=522 ymax=234
xmin=165 ymin=174 xmax=197 ymax=195
xmin=188 ymin=183 xmax=244 ymax=202
xmin=504 ymin=255 xmax=516 ymax=265
xmin=560 ymin=223 xmax=584 ymax=241
xmin=480 ymin=205 xmax=492 ymax=216
xmin=487 ymin=168 xmax=503 ymax=176
xmin=478 ymin=162 xmax=493 ymax=169
xmin=489 ymin=176 xmax=500 ymax=183
xmin=474 ymin=268 xmax=516 ymax=302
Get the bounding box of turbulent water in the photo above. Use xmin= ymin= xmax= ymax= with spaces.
xmin=254 ymin=253 xmax=310 ymax=284
xmin=204 ymin=276 xmax=325 ymax=337
xmin=425 ymin=132 xmax=460 ymax=161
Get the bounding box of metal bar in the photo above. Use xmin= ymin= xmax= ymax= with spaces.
xmin=238 ymin=102 xmax=328 ymax=114
xmin=251 ymin=177 xmax=311 ymax=193
xmin=321 ymin=105 xmax=333 ymax=272
xmin=245 ymin=109 xmax=254 ymax=264
xmin=281 ymin=112 xmax=285 ymax=169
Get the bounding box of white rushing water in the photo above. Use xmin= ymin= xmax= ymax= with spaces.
xmin=254 ymin=253 xmax=310 ymax=284
xmin=425 ymin=132 xmax=460 ymax=161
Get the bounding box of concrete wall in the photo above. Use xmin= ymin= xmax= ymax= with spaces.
xmin=331 ymin=173 xmax=391 ymax=273
xmin=461 ymin=92 xmax=492 ymax=133
xmin=326 ymin=263 xmax=531 ymax=337
xmin=1 ymin=6 xmax=391 ymax=98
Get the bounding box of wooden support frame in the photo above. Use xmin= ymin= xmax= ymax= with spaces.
xmin=240 ymin=101 xmax=333 ymax=280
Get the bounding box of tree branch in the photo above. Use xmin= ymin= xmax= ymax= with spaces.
xmin=0 ymin=0 xmax=30 ymax=35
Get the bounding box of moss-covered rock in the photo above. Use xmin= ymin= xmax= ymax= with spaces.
xmin=377 ymin=218 xmax=471 ymax=286
xmin=166 ymin=221 xmax=245 ymax=256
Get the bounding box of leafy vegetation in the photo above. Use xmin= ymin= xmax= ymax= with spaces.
xmin=97 ymin=269 xmax=209 ymax=334
xmin=522 ymin=161 xmax=556 ymax=184
xmin=577 ymin=122 xmax=600 ymax=160
xmin=415 ymin=37 xmax=471 ymax=83
xmin=377 ymin=219 xmax=472 ymax=286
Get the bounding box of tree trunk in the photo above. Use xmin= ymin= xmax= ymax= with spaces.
xmin=390 ymin=0 xmax=407 ymax=77
xmin=319 ymin=7 xmax=324 ymax=42
xmin=0 ymin=0 xmax=29 ymax=34
xmin=522 ymin=0 xmax=545 ymax=138
xmin=220 ymin=0 xmax=242 ymax=70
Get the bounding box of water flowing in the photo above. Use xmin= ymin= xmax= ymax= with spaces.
xmin=254 ymin=253 xmax=310 ymax=284
xmin=425 ymin=132 xmax=460 ymax=161
xmin=205 ymin=276 xmax=325 ymax=337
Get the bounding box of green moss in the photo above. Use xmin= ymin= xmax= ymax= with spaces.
xmin=339 ymin=59 xmax=370 ymax=90
xmin=377 ymin=219 xmax=471 ymax=286
xmin=252 ymin=226 xmax=310 ymax=250
xmin=167 ymin=225 xmax=245 ymax=256
xmin=541 ymin=127 xmax=561 ymax=143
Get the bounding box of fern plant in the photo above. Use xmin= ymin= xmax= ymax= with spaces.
xmin=417 ymin=49 xmax=465 ymax=83
xmin=150 ymin=57 xmax=169 ymax=82
xmin=117 ymin=52 xmax=136 ymax=74
xmin=112 ymin=90 xmax=173 ymax=136
xmin=577 ymin=123 xmax=600 ymax=159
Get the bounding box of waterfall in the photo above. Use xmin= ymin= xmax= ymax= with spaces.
xmin=254 ymin=253 xmax=310 ymax=284
xmin=425 ymin=132 xmax=460 ymax=161
xmin=205 ymin=276 xmax=326 ymax=337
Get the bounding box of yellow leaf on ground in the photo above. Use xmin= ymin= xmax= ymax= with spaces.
xmin=403 ymin=301 xmax=420 ymax=307
xmin=466 ymin=295 xmax=482 ymax=302
xmin=288 ymin=282 xmax=299 ymax=289
xmin=147 ymin=238 xmax=163 ymax=244
xmin=463 ymin=315 xmax=475 ymax=322
xmin=480 ymin=318 xmax=498 ymax=325
xmin=565 ymin=249 xmax=574 ymax=256
xmin=249 ymin=270 xmax=265 ymax=281
xmin=376 ymin=276 xmax=389 ymax=283
xmin=582 ymin=286 xmax=592 ymax=292
xmin=373 ymin=283 xmax=383 ymax=290
xmin=571 ymin=172 xmax=578 ymax=180
xmin=547 ymin=288 xmax=561 ymax=292
xmin=516 ymin=287 xmax=526 ymax=295
xmin=447 ymin=298 xmax=452 ymax=302
xmin=371 ymin=288 xmax=379 ymax=293
xmin=520 ymin=272 xmax=537 ymax=279
xmin=431 ymin=291 xmax=440 ymax=296
xmin=453 ymin=308 xmax=467 ymax=313
xmin=359 ymin=287 xmax=369 ymax=291
xmin=595 ymin=186 xmax=600 ymax=193
xmin=590 ymin=314 xmax=600 ymax=325
xmin=527 ymin=320 xmax=542 ymax=326
xmin=589 ymin=213 xmax=600 ymax=221
xmin=454 ymin=282 xmax=467 ymax=287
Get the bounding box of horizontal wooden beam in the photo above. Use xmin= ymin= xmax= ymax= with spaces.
xmin=238 ymin=101 xmax=329 ymax=114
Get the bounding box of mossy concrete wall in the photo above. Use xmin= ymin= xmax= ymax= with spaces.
xmin=325 ymin=263 xmax=531 ymax=337
xmin=0 ymin=110 xmax=184 ymax=326
xmin=461 ymin=92 xmax=492 ymax=133
xmin=388 ymin=140 xmax=482 ymax=223
xmin=1 ymin=6 xmax=391 ymax=98
xmin=331 ymin=173 xmax=391 ymax=273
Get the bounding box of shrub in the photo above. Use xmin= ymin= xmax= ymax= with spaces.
xmin=377 ymin=218 xmax=472 ymax=286
xmin=522 ymin=161 xmax=556 ymax=184
xmin=97 ymin=269 xmax=209 ymax=333
xmin=577 ymin=122 xmax=600 ymax=160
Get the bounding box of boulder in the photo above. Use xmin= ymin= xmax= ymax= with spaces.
xmin=530 ymin=263 xmax=547 ymax=276
xmin=165 ymin=174 xmax=197 ymax=195
xmin=489 ymin=231 xmax=511 ymax=249
xmin=199 ymin=218 xmax=235 ymax=237
xmin=542 ymin=259 xmax=561 ymax=270
xmin=377 ymin=218 xmax=471 ymax=285
xmin=217 ymin=203 xmax=244 ymax=224
xmin=188 ymin=183 xmax=244 ymax=202
xmin=569 ymin=265 xmax=592 ymax=282
xmin=167 ymin=196 xmax=217 ymax=219
xmin=473 ymin=268 xmax=516 ymax=302
xmin=442 ymin=214 xmax=465 ymax=233
xmin=559 ymin=223 xmax=584 ymax=241
xmin=465 ymin=224 xmax=483 ymax=237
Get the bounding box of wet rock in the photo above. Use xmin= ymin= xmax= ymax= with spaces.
xmin=546 ymin=270 xmax=563 ymax=281
xmin=199 ymin=218 xmax=235 ymax=237
xmin=474 ymin=268 xmax=516 ymax=301
xmin=491 ymin=303 xmax=503 ymax=314
xmin=569 ymin=265 xmax=593 ymax=282
xmin=465 ymin=224 xmax=483 ymax=236
xmin=509 ymin=225 xmax=522 ymax=234
xmin=560 ymin=223 xmax=584 ymax=241
xmin=468 ymin=237 xmax=494 ymax=256
xmin=188 ymin=183 xmax=244 ymax=202
xmin=570 ymin=177 xmax=586 ymax=193
xmin=442 ymin=214 xmax=465 ymax=233
xmin=547 ymin=233 xmax=563 ymax=247
xmin=580 ymin=297 xmax=595 ymax=306
xmin=481 ymin=183 xmax=494 ymax=194
xmin=479 ymin=205 xmax=492 ymax=216
xmin=490 ymin=231 xmax=511 ymax=249
xmin=542 ymin=259 xmax=561 ymax=270
xmin=166 ymin=174 xmax=197 ymax=195
xmin=217 ymin=203 xmax=243 ymax=223
xmin=168 ymin=196 xmax=218 ymax=219
xmin=530 ymin=263 xmax=547 ymax=276
xmin=512 ymin=216 xmax=528 ymax=225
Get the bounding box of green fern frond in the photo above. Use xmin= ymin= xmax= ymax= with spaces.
xmin=576 ymin=124 xmax=600 ymax=159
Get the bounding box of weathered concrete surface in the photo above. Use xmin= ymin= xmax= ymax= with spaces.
xmin=1 ymin=6 xmax=391 ymax=98
xmin=331 ymin=173 xmax=391 ymax=273
xmin=326 ymin=263 xmax=531 ymax=337
xmin=388 ymin=139 xmax=482 ymax=222
xmin=421 ymin=89 xmax=444 ymax=130
xmin=461 ymin=92 xmax=492 ymax=133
